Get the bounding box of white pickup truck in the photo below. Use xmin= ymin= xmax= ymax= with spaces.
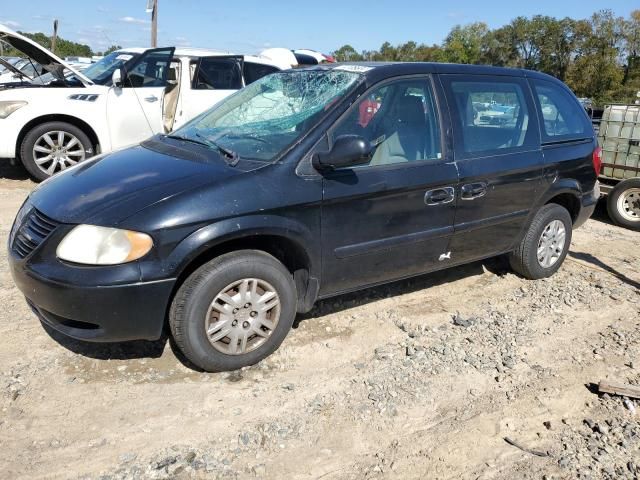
xmin=0 ymin=24 xmax=291 ymax=180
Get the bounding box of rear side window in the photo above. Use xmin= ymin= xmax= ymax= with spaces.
xmin=192 ymin=58 xmax=243 ymax=90
xmin=530 ymin=79 xmax=590 ymax=141
xmin=442 ymin=76 xmax=537 ymax=157
xmin=243 ymin=62 xmax=279 ymax=85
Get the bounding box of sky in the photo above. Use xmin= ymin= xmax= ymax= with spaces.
xmin=0 ymin=0 xmax=636 ymax=55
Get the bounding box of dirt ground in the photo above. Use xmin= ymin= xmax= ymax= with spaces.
xmin=0 ymin=162 xmax=639 ymax=480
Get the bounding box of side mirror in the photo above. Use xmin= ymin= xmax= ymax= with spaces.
xmin=112 ymin=68 xmax=124 ymax=88
xmin=313 ymin=135 xmax=372 ymax=170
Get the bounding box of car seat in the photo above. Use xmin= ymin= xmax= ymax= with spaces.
xmin=370 ymin=96 xmax=427 ymax=166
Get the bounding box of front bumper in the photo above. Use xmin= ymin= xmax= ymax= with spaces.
xmin=9 ymin=253 xmax=176 ymax=342
xmin=574 ymin=181 xmax=600 ymax=229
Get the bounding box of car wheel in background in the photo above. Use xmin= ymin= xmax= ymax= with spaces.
xmin=20 ymin=121 xmax=94 ymax=182
xmin=170 ymin=250 xmax=297 ymax=372
xmin=509 ymin=203 xmax=573 ymax=280
xmin=607 ymin=178 xmax=640 ymax=231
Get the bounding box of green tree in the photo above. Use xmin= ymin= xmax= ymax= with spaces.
xmin=442 ymin=22 xmax=489 ymax=64
xmin=100 ymin=45 xmax=122 ymax=56
xmin=333 ymin=44 xmax=362 ymax=62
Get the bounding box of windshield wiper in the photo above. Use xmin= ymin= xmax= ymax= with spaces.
xmin=165 ymin=133 xmax=240 ymax=166
xmin=194 ymin=133 xmax=240 ymax=166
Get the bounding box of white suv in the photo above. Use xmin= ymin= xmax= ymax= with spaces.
xmin=0 ymin=25 xmax=290 ymax=180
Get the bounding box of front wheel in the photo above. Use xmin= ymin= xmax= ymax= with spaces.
xmin=20 ymin=121 xmax=94 ymax=182
xmin=607 ymin=178 xmax=640 ymax=231
xmin=169 ymin=250 xmax=297 ymax=372
xmin=509 ymin=203 xmax=573 ymax=280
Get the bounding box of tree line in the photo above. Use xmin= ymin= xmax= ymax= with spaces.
xmin=1 ymin=31 xmax=120 ymax=58
xmin=333 ymin=9 xmax=640 ymax=105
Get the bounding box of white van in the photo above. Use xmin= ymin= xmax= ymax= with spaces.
xmin=0 ymin=24 xmax=290 ymax=180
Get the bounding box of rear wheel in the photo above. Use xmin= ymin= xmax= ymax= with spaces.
xmin=170 ymin=250 xmax=297 ymax=372
xmin=509 ymin=203 xmax=573 ymax=280
xmin=607 ymin=178 xmax=640 ymax=231
xmin=20 ymin=121 xmax=94 ymax=182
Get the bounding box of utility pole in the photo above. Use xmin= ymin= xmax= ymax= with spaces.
xmin=147 ymin=0 xmax=158 ymax=48
xmin=51 ymin=19 xmax=58 ymax=54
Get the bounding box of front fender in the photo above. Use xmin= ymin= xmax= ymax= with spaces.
xmin=163 ymin=214 xmax=320 ymax=280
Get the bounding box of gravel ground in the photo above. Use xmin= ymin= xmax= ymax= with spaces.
xmin=0 ymin=163 xmax=638 ymax=479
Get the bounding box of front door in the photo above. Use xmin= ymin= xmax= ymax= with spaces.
xmin=320 ymin=76 xmax=458 ymax=296
xmin=106 ymin=47 xmax=175 ymax=149
xmin=439 ymin=74 xmax=544 ymax=263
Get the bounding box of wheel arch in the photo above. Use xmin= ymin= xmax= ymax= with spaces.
xmin=538 ymin=179 xmax=583 ymax=224
xmin=16 ymin=114 xmax=101 ymax=159
xmin=166 ymin=217 xmax=321 ymax=314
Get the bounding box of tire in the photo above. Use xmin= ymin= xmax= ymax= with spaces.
xmin=509 ymin=203 xmax=573 ymax=280
xmin=20 ymin=121 xmax=95 ymax=182
xmin=169 ymin=250 xmax=297 ymax=372
xmin=606 ymin=178 xmax=640 ymax=231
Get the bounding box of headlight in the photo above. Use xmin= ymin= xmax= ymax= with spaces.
xmin=56 ymin=225 xmax=153 ymax=265
xmin=0 ymin=101 xmax=27 ymax=119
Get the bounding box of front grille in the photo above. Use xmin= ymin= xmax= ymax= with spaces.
xmin=12 ymin=209 xmax=60 ymax=259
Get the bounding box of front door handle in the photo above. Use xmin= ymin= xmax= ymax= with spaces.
xmin=425 ymin=187 xmax=455 ymax=206
xmin=144 ymin=95 xmax=159 ymax=103
xmin=461 ymin=182 xmax=487 ymax=200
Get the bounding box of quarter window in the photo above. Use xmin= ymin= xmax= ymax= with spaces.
xmin=531 ymin=79 xmax=590 ymax=140
xmin=331 ymin=79 xmax=442 ymax=167
xmin=446 ymin=79 xmax=534 ymax=155
xmin=192 ymin=58 xmax=243 ymax=90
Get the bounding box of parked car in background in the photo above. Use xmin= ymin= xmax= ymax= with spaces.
xmin=0 ymin=57 xmax=44 ymax=83
xmin=8 ymin=62 xmax=599 ymax=371
xmin=0 ymin=56 xmax=22 ymax=73
xmin=0 ymin=24 xmax=290 ymax=181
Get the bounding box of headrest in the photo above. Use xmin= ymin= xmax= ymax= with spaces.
xmin=397 ymin=96 xmax=425 ymax=125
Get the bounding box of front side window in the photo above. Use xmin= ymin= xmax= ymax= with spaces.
xmin=192 ymin=58 xmax=243 ymax=90
xmin=531 ymin=79 xmax=590 ymax=140
xmin=444 ymin=77 xmax=535 ymax=156
xmin=174 ymin=69 xmax=363 ymax=162
xmin=331 ymin=79 xmax=442 ymax=167
xmin=125 ymin=48 xmax=174 ymax=88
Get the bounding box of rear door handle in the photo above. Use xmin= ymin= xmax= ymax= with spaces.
xmin=425 ymin=187 xmax=455 ymax=206
xmin=144 ymin=95 xmax=159 ymax=103
xmin=461 ymin=182 xmax=487 ymax=200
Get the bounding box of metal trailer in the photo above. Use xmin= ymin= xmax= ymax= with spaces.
xmin=597 ymin=103 xmax=640 ymax=231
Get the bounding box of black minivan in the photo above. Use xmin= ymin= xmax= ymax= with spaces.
xmin=9 ymin=63 xmax=600 ymax=371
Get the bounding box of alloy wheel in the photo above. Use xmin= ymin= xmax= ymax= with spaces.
xmin=537 ymin=219 xmax=566 ymax=268
xmin=32 ymin=131 xmax=86 ymax=176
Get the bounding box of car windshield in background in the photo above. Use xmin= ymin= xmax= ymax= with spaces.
xmin=79 ymin=51 xmax=141 ymax=85
xmin=173 ymin=69 xmax=363 ymax=162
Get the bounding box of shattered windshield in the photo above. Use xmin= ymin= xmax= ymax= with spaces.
xmin=173 ymin=69 xmax=363 ymax=162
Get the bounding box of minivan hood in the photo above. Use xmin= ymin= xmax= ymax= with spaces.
xmin=29 ymin=141 xmax=255 ymax=225
xmin=0 ymin=23 xmax=92 ymax=86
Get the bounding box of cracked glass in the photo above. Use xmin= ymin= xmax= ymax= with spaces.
xmin=175 ymin=69 xmax=363 ymax=162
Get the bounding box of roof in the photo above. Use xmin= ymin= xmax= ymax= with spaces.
xmin=117 ymin=47 xmax=286 ymax=68
xmin=304 ymin=62 xmax=561 ymax=86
